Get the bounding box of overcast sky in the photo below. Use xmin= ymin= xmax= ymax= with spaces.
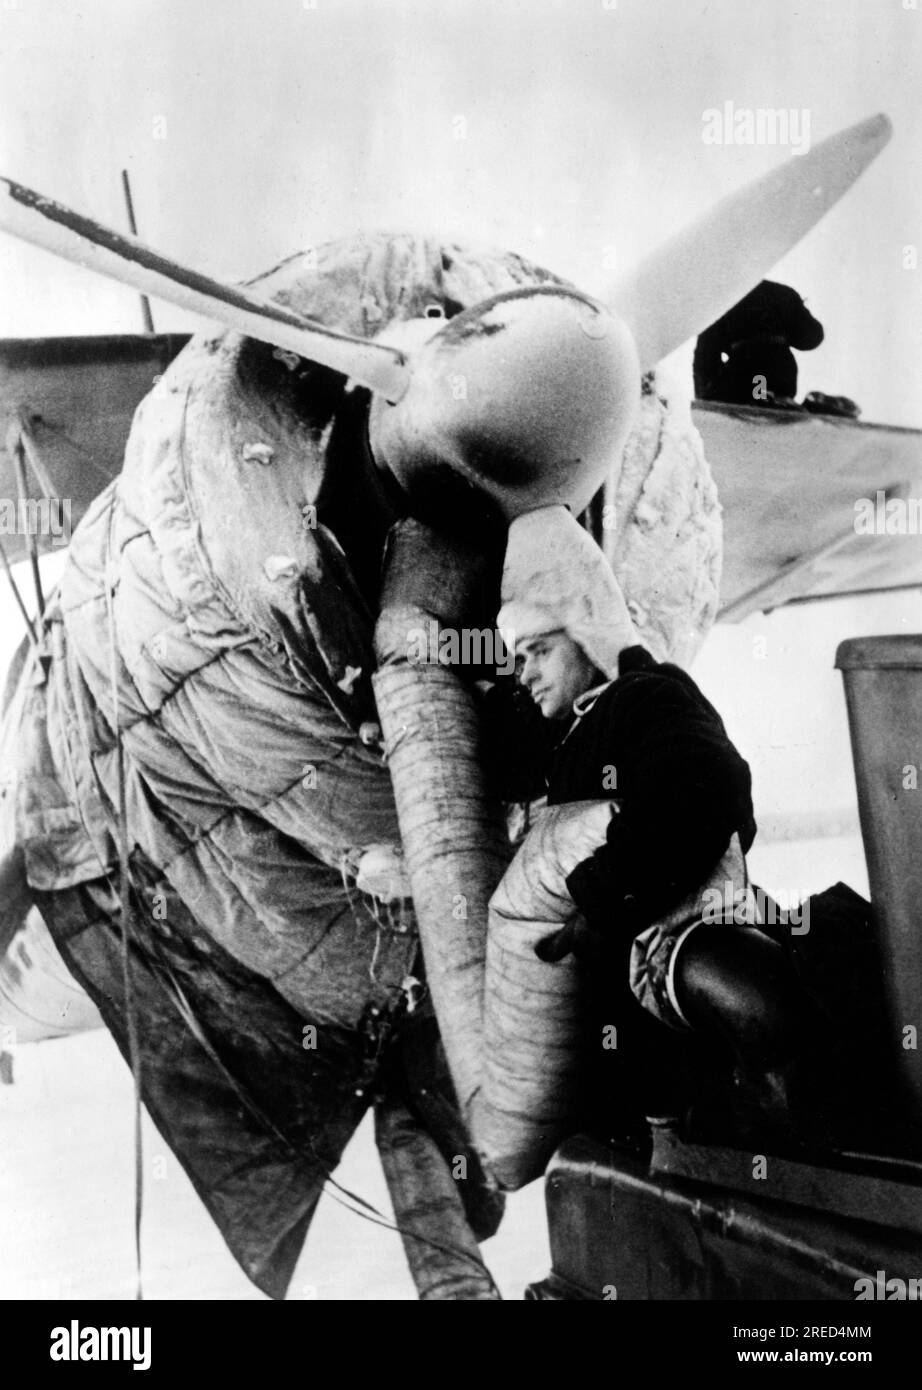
xmin=0 ymin=0 xmax=919 ymax=424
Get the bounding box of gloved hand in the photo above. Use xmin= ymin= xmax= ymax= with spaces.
xmin=534 ymin=916 xmax=596 ymax=964
xmin=671 ymin=924 xmax=808 ymax=1071
xmin=535 ymin=898 xmax=643 ymax=964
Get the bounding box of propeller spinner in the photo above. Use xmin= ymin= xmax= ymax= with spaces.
xmin=368 ymin=287 xmax=639 ymax=520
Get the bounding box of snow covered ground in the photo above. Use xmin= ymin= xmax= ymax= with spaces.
xmin=0 ymin=1027 xmax=549 ymax=1301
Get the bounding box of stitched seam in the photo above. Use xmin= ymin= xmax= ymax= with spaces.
xmin=145 ymin=739 xmax=358 ymax=862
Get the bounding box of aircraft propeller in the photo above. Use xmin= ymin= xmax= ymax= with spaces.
xmin=0 ymin=113 xmax=892 ymax=519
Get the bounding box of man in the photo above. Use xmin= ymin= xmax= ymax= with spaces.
xmin=480 ymin=507 xmax=809 ymax=1153
xmin=492 ymin=505 xmax=756 ymax=962
xmin=693 ymin=278 xmax=824 ymax=406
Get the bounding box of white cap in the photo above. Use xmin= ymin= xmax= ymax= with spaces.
xmin=497 ymin=505 xmax=639 ymax=679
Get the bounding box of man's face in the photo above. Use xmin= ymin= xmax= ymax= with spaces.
xmin=516 ymin=630 xmax=599 ymax=720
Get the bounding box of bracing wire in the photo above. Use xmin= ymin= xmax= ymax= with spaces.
xmin=103 ymin=522 xmax=145 ymax=1301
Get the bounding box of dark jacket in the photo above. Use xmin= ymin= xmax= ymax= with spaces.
xmin=693 ymin=278 xmax=824 ymax=405
xmin=485 ymin=644 xmax=756 ymax=940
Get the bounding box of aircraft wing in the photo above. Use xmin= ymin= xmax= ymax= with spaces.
xmin=0 ymin=333 xmax=189 ymax=566
xmin=693 ymin=401 xmax=922 ymax=621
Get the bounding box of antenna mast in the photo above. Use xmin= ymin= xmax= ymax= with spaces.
xmin=120 ymin=169 xmax=155 ymax=333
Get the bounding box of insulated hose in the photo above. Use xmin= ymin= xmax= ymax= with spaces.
xmin=372 ymin=520 xmax=510 ymax=1118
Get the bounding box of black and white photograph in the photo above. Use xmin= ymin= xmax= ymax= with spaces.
xmin=0 ymin=0 xmax=920 ymax=1336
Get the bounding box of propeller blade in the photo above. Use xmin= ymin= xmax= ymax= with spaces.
xmin=0 ymin=176 xmax=411 ymax=401
xmin=606 ymin=112 xmax=892 ymax=370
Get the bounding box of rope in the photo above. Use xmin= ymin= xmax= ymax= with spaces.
xmin=10 ymin=428 xmax=45 ymax=621
xmin=337 ymin=856 xmax=414 ymax=992
xmin=103 ymin=524 xmax=145 ymax=1301
xmin=10 ymin=495 xmax=148 ymax=1298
